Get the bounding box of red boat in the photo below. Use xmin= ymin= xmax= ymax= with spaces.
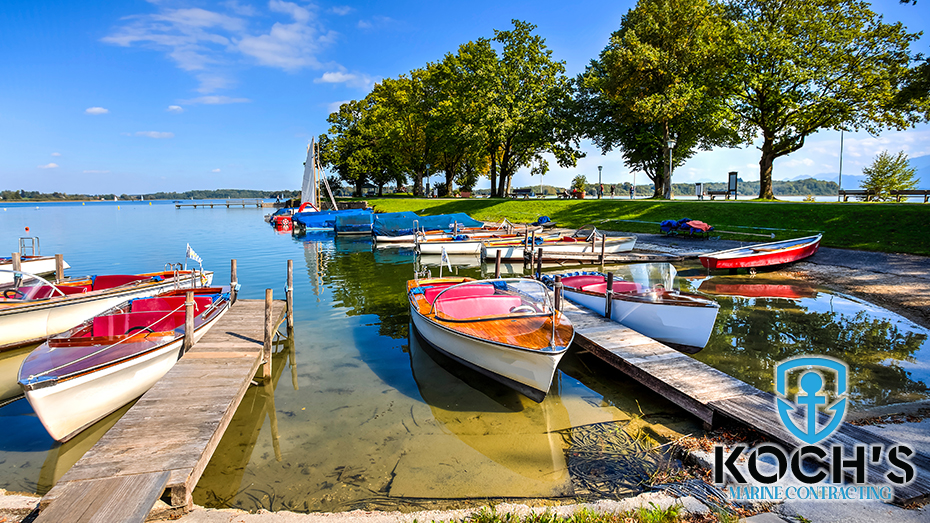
xmin=699 ymin=234 xmax=822 ymax=270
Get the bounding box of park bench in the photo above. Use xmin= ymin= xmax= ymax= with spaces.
xmin=510 ymin=189 xmax=534 ymax=199
xmin=839 ymin=189 xmax=876 ymax=202
xmin=890 ymin=190 xmax=930 ymax=203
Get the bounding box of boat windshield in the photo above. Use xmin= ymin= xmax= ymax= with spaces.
xmin=0 ymin=270 xmax=64 ymax=302
xmin=612 ymin=263 xmax=679 ymax=292
xmin=430 ymin=278 xmax=554 ymax=322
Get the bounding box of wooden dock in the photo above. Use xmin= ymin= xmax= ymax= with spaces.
xmin=175 ymin=199 xmax=274 ymax=209
xmin=35 ymin=298 xmax=287 ymax=523
xmin=560 ymin=299 xmax=930 ymax=504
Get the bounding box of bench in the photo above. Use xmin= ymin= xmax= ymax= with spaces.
xmin=839 ymin=189 xmax=876 ymax=202
xmin=509 ymin=189 xmax=534 ymax=199
xmin=890 ymin=190 xmax=930 ymax=203
xmin=707 ymin=190 xmax=735 ymax=200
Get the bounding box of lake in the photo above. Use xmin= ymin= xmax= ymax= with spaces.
xmin=0 ymin=200 xmax=927 ymax=512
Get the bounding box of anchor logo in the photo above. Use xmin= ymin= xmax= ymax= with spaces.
xmin=775 ymin=356 xmax=848 ymax=445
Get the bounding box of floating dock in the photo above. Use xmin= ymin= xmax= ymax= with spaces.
xmin=175 ymin=199 xmax=279 ymax=209
xmin=559 ymin=299 xmax=930 ymax=504
xmin=34 ymin=297 xmax=287 ymax=523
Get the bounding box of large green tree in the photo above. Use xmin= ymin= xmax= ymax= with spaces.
xmin=576 ymin=0 xmax=739 ymax=198
xmin=726 ymin=0 xmax=922 ymax=199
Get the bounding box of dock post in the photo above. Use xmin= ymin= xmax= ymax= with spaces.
xmin=11 ymin=253 xmax=20 ymax=272
xmin=553 ymin=275 xmax=562 ymax=311
xmin=605 ymin=273 xmax=614 ymax=319
xmin=494 ymin=250 xmax=502 ymax=278
xmin=230 ymin=259 xmax=238 ymax=305
xmin=600 ymin=235 xmax=606 ymax=267
xmin=183 ymin=291 xmax=194 ymax=353
xmin=263 ymin=288 xmax=273 ymax=380
xmin=55 ymin=254 xmax=64 ymax=282
xmin=286 ymin=260 xmax=294 ymax=336
xmin=536 ymin=248 xmax=543 ymax=279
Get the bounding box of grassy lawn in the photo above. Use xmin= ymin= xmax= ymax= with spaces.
xmin=361 ymin=197 xmax=929 ymax=256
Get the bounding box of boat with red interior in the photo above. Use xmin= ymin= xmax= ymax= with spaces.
xmin=18 ymin=286 xmax=230 ymax=441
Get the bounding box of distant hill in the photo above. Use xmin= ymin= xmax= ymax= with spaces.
xmin=783 ymin=154 xmax=929 ymax=190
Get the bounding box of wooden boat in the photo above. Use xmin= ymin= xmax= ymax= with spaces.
xmin=375 ymin=216 xmax=525 ymax=245
xmin=18 ymin=287 xmax=230 ymax=441
xmin=545 ymin=266 xmax=719 ymax=350
xmin=415 ymin=233 xmax=523 ymax=255
xmin=699 ymin=234 xmax=822 ymax=270
xmin=482 ymin=233 xmax=637 ymax=261
xmin=0 ymin=269 xmax=214 ymax=351
xmin=407 ymin=277 xmax=574 ymax=402
xmin=0 ymin=255 xmax=70 ymax=284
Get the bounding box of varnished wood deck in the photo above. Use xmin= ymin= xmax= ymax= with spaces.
xmin=560 ymin=299 xmax=930 ymax=505
xmin=35 ymin=298 xmax=287 ymax=523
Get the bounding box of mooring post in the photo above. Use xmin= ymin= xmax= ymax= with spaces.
xmin=11 ymin=253 xmax=20 ymax=272
xmin=263 ymin=288 xmax=273 ymax=379
xmin=605 ymin=272 xmax=614 ymax=319
xmin=230 ymin=259 xmax=238 ymax=305
xmin=600 ymin=235 xmax=606 ymax=266
xmin=286 ymin=259 xmax=294 ymax=336
xmin=55 ymin=254 xmax=64 ymax=282
xmin=494 ymin=250 xmax=502 ymax=278
xmin=536 ymin=248 xmax=544 ymax=279
xmin=553 ymin=275 xmax=562 ymax=311
xmin=183 ymin=291 xmax=194 ymax=354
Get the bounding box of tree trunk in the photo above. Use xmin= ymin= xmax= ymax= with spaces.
xmin=355 ymin=179 xmax=363 ymax=198
xmin=759 ymin=134 xmax=775 ymax=199
xmin=497 ymin=146 xmax=510 ymax=197
xmin=413 ymin=172 xmax=423 ymax=197
xmin=489 ymin=153 xmax=498 ymax=198
xmin=377 ymin=183 xmax=384 ymax=197
xmin=444 ymin=169 xmax=454 ymax=196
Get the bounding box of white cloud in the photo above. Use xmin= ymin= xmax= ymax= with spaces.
xmin=167 ymin=105 xmax=184 ymax=113
xmin=38 ymin=163 xmax=59 ymax=169
xmin=782 ymin=157 xmax=815 ymax=168
xmin=135 ymin=131 xmax=175 ymax=138
xmin=85 ymin=107 xmax=109 ymax=115
xmin=51 ymin=152 xmax=61 ymax=157
xmin=315 ymin=70 xmax=375 ymax=90
xmin=180 ymin=95 xmax=250 ymax=104
xmin=83 ymin=170 xmax=111 ymax=174
xmin=357 ymin=16 xmax=396 ymax=31
xmin=212 ymin=168 xmax=221 ymax=172
xmin=357 ymin=20 xmax=371 ymax=29
xmin=330 ymin=6 xmax=353 ymax=15
xmin=326 ymin=99 xmax=351 ymax=113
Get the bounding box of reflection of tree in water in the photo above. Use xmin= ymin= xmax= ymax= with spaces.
xmin=696 ymin=297 xmax=928 ymax=409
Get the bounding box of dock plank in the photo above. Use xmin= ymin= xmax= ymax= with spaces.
xmin=38 ymin=299 xmax=287 ymax=519
xmin=34 ymin=471 xmax=169 ymax=523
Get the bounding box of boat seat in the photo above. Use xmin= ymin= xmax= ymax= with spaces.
xmin=424 ymin=284 xmax=495 ymax=304
xmin=561 ymin=275 xmax=605 ymax=288
xmin=581 ymin=281 xmax=643 ymax=294
xmin=92 ymin=311 xmax=186 ymax=337
xmin=435 ymin=295 xmax=523 ymax=320
xmin=92 ymin=274 xmax=152 ymax=290
xmin=57 ymin=284 xmax=91 ymax=295
xmin=131 ymin=296 xmax=213 ymax=313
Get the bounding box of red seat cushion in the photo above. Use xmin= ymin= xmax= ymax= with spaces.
xmin=424 ymin=284 xmax=495 ymax=304
xmin=581 ymin=281 xmax=643 ymax=294
xmin=561 ymin=275 xmax=605 ymax=288
xmin=57 ymin=284 xmax=91 ymax=295
xmin=92 ymin=311 xmax=185 ymax=337
xmin=435 ymin=295 xmax=523 ymax=319
xmin=92 ymin=274 xmax=151 ymax=290
xmin=131 ymin=296 xmax=213 ymax=313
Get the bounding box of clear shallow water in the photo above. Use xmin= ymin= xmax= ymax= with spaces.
xmin=0 ymin=201 xmax=928 ymax=512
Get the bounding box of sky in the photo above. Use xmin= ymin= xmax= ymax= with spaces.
xmin=1 ymin=0 xmax=929 ymax=195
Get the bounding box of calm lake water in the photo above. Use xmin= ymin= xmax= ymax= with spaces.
xmin=0 ymin=201 xmax=928 ymax=512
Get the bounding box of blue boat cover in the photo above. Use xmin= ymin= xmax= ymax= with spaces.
xmin=335 ymin=211 xmax=373 ymax=233
xmin=293 ymin=209 xmax=370 ymax=229
xmin=372 ymin=212 xmax=483 ymax=237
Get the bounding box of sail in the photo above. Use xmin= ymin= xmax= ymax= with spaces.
xmin=300 ymin=142 xmax=316 ymax=208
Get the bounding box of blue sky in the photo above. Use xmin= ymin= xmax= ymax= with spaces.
xmin=1 ymin=0 xmax=928 ymax=194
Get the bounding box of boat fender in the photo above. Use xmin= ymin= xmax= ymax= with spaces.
xmin=410 ymin=287 xmax=426 ymax=295
xmin=491 ymin=281 xmax=508 ymax=291
xmin=152 ymin=276 xmax=163 ymax=282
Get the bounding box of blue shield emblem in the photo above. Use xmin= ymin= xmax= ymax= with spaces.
xmin=775 ymin=356 xmax=848 ymax=445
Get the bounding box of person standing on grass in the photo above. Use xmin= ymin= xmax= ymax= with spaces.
xmin=630 ymin=186 xmax=634 ymax=199
xmin=610 ymin=185 xmax=615 ymax=199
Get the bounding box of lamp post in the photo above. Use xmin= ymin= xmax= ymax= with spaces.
xmin=837 ymin=131 xmax=844 ymax=202
xmin=598 ymin=165 xmax=603 ymax=199
xmin=665 ymin=138 xmax=677 ymax=200
xmin=632 ymin=172 xmax=636 ymax=199
xmin=425 ymin=163 xmax=431 ymax=198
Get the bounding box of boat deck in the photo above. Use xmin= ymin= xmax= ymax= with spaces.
xmin=560 ymin=299 xmax=930 ymax=504
xmin=34 ymin=298 xmax=287 ymax=523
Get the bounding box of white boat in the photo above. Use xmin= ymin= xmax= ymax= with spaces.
xmin=0 ymin=269 xmax=214 ymax=351
xmin=407 ymin=277 xmax=574 ymax=402
xmin=19 ymin=287 xmax=230 ymax=441
xmin=544 ymin=264 xmax=719 ymax=350
xmin=0 ymin=255 xmax=70 ymax=284
xmin=483 ymin=231 xmax=636 ymax=261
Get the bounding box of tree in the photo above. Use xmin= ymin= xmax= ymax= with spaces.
xmin=861 ymin=150 xmax=918 ymax=201
xmin=576 ymin=0 xmax=739 ymax=199
xmin=726 ymin=0 xmax=922 ymax=199
xmin=571 ymin=174 xmax=587 ymax=192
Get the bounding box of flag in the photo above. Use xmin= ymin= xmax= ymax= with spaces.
xmin=186 ymin=243 xmax=203 ymax=265
xmin=440 ymin=247 xmax=452 ymax=272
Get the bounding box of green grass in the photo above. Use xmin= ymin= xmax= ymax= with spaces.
xmin=361 ymin=197 xmax=930 ymax=256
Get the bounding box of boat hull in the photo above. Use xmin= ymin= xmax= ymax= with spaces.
xmin=562 ymin=288 xmax=719 ymax=349
xmin=417 ymin=240 xmax=484 ymax=255
xmin=699 ymin=235 xmax=821 ymax=270
xmin=409 ymin=309 xmax=566 ymax=402
xmin=0 ymin=271 xmax=213 ymax=351
xmin=483 ymin=237 xmax=636 ymax=260
xmin=22 ymin=301 xmax=228 ymax=442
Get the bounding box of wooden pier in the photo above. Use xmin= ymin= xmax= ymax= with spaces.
xmin=560 ymin=299 xmax=930 ymax=504
xmin=175 ymin=199 xmax=277 ymax=209
xmin=34 ymin=296 xmax=288 ymax=522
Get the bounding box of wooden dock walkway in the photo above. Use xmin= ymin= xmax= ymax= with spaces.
xmin=35 ymin=298 xmax=287 ymax=523
xmin=559 ymin=299 xmax=930 ymax=504
xmin=175 ymin=199 xmax=277 ymax=208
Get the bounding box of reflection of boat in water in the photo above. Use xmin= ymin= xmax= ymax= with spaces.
xmin=407 ymin=325 xmax=572 ymax=495
xmin=698 ymin=276 xmax=817 ymax=299
xmin=0 ymin=344 xmax=35 ymax=405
